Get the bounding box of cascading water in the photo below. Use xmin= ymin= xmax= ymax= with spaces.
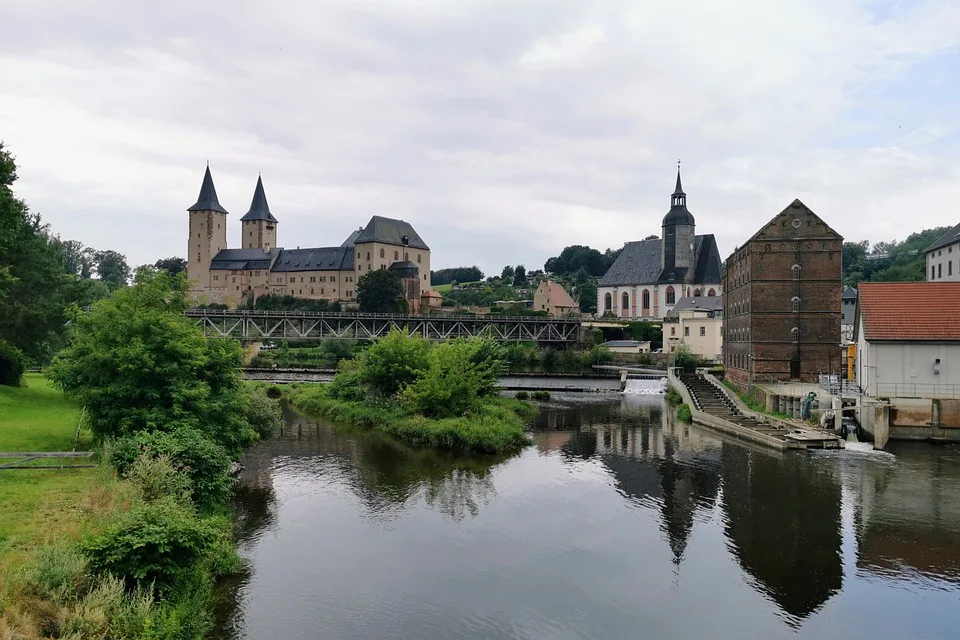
xmin=623 ymin=378 xmax=668 ymax=395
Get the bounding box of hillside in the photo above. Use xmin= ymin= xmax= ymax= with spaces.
xmin=842 ymin=226 xmax=950 ymax=287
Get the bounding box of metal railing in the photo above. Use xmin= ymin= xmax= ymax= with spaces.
xmin=185 ymin=308 xmax=581 ymax=325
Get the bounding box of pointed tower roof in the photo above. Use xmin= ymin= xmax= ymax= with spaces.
xmin=673 ymin=168 xmax=685 ymax=196
xmin=240 ymin=175 xmax=278 ymax=223
xmin=187 ymin=165 xmax=228 ymax=214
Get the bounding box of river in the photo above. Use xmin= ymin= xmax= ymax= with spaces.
xmin=213 ymin=393 xmax=960 ymax=639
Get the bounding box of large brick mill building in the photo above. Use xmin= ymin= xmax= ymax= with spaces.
xmin=722 ymin=199 xmax=843 ymax=387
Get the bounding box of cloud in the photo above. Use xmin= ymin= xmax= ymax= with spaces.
xmin=2 ymin=0 xmax=959 ymax=274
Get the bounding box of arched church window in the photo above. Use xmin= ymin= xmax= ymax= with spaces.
xmin=621 ymin=292 xmax=629 ymax=310
xmin=394 ymin=251 xmax=399 ymax=260
xmin=708 ymin=288 xmax=716 ymax=297
xmin=642 ymin=290 xmax=650 ymax=310
xmin=604 ymin=293 xmax=612 ymax=312
xmin=380 ymin=248 xmax=385 ymax=259
xmin=665 ymin=286 xmax=675 ymax=305
xmin=694 ymin=289 xmax=701 ymax=297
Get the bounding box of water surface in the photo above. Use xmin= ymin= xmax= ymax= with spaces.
xmin=214 ymin=394 xmax=960 ymax=639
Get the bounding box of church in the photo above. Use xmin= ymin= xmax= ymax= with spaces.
xmin=597 ymin=170 xmax=723 ymax=320
xmin=185 ymin=166 xmax=434 ymax=308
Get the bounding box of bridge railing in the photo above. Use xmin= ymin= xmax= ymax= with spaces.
xmin=184 ymin=308 xmax=582 ymax=324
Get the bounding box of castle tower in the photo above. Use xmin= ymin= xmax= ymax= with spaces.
xmin=240 ymin=175 xmax=278 ymax=251
xmin=186 ymin=165 xmax=228 ymax=288
xmin=661 ymin=167 xmax=696 ymax=280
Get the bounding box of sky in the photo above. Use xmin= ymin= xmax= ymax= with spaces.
xmin=2 ymin=0 xmax=959 ymax=275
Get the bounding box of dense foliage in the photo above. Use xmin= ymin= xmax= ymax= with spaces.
xmin=544 ymin=244 xmax=622 ymax=277
xmin=356 ymin=268 xmax=408 ymax=313
xmin=240 ymin=293 xmax=341 ymax=312
xmin=48 ymin=269 xmax=257 ymax=455
xmin=841 ymin=228 xmax=949 ymax=286
xmin=430 ymin=266 xmax=483 ymax=285
xmin=154 ymin=256 xmax=188 ymax=276
xmin=287 ymin=329 xmax=534 ymax=453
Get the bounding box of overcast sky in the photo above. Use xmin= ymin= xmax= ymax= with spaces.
xmin=3 ymin=0 xmax=959 ymax=275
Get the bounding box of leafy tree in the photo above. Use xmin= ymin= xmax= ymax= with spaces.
xmin=430 ymin=266 xmax=483 ymax=286
xmin=356 ymin=269 xmax=408 ymax=313
xmin=500 ymin=265 xmax=514 ymax=282
xmin=575 ymin=280 xmax=597 ymax=313
xmin=513 ymin=265 xmax=527 ymax=286
xmin=359 ymin=328 xmax=431 ymax=396
xmin=92 ymin=249 xmax=131 ymax=289
xmin=643 ymin=234 xmax=658 ymax=241
xmin=154 ymin=256 xmax=188 ymax=276
xmin=401 ymin=337 xmax=506 ymax=417
xmin=47 ymin=269 xmax=256 ymax=454
xmin=544 ymin=245 xmax=622 ymax=277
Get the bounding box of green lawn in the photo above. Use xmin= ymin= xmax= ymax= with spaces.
xmin=0 ymin=374 xmax=96 ymax=565
xmin=0 ymin=372 xmax=87 ymax=451
xmin=434 ymin=283 xmax=454 ymax=293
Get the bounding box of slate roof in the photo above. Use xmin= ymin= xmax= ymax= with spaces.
xmin=354 ymin=215 xmax=429 ymax=250
xmin=842 ymin=286 xmax=858 ymax=300
xmin=856 ymin=282 xmax=960 ymax=342
xmin=340 ymin=227 xmax=364 ymax=247
xmin=924 ymin=221 xmax=960 ymax=254
xmin=239 ymin=176 xmax=278 ymax=223
xmin=209 ymin=248 xmax=279 ymax=271
xmin=671 ymin=296 xmax=723 ymax=313
xmin=187 ymin=166 xmax=228 ymax=214
xmin=599 ymin=239 xmax=662 ymax=286
xmin=271 ymin=247 xmax=355 ymax=272
xmin=599 ymin=235 xmax=722 ymax=287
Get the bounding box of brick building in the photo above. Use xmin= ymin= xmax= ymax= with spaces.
xmin=723 ymin=199 xmax=843 ymax=386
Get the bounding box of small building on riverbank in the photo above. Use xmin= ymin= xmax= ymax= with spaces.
xmin=662 ymin=296 xmax=723 ymax=361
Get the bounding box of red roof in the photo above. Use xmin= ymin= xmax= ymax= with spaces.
xmin=422 ymin=290 xmax=443 ymax=298
xmin=542 ymin=281 xmax=577 ymax=308
xmin=858 ymin=282 xmax=960 ymax=341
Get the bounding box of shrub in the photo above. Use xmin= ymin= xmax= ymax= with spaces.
xmin=539 ymin=347 xmax=557 ymax=372
xmin=664 ymin=385 xmax=683 ymax=406
xmin=245 ymin=384 xmax=284 ymax=439
xmin=327 ymin=358 xmax=368 ymax=401
xmin=83 ymin=497 xmax=218 ymax=594
xmin=531 ymin=390 xmax=551 ymax=401
xmin=359 ymin=328 xmax=430 ymax=396
xmin=110 ymin=428 xmax=232 ymax=509
xmin=125 ymin=454 xmax=193 ymax=504
xmin=19 ymin=540 xmax=90 ymax=605
xmin=587 ymin=345 xmax=613 ymax=366
xmin=0 ymin=338 xmax=27 ymax=386
xmin=676 ymin=403 xmax=693 ymax=423
xmin=515 ymin=391 xmax=530 ymax=400
xmin=323 ymin=339 xmax=356 ymax=360
xmin=670 ymin=344 xmax=699 ymax=373
xmin=265 ymin=385 xmax=283 ymax=399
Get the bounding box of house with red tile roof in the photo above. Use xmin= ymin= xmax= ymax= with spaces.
xmin=854 ymin=282 xmax=960 ymax=398
xmin=533 ymin=280 xmax=579 ymax=317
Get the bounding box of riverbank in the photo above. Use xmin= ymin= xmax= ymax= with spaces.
xmin=286 ymin=384 xmax=536 ymax=454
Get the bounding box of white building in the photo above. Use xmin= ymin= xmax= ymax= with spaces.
xmin=924 ymin=222 xmax=960 ymax=282
xmin=597 ymin=170 xmax=722 ymax=320
xmin=854 ymin=282 xmax=960 ymax=398
xmin=841 ymin=286 xmax=857 ymax=343
xmin=662 ymin=296 xmax=723 ymax=361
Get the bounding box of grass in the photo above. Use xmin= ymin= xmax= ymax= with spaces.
xmin=0 ymin=374 xmax=96 ymax=572
xmin=676 ymin=403 xmax=693 ymax=423
xmin=287 ymin=385 xmax=536 ymax=454
xmin=722 ymin=379 xmax=792 ymax=421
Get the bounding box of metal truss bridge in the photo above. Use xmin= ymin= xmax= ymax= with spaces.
xmin=185 ymin=309 xmax=582 ymax=343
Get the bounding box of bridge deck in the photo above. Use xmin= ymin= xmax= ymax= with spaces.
xmin=186 ymin=309 xmax=582 ymax=343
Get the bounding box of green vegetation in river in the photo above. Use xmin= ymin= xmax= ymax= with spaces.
xmin=286 ymin=329 xmax=538 ymax=454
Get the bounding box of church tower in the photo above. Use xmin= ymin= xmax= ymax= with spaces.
xmin=240 ymin=175 xmax=278 ymax=251
xmin=186 ymin=165 xmax=228 ymax=289
xmin=660 ymin=167 xmax=696 ymax=281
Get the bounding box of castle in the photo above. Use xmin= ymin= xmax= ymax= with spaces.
xmin=185 ymin=166 xmax=434 ymax=308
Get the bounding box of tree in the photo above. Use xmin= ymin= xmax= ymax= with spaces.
xmin=154 ymin=256 xmax=188 ymax=277
xmin=92 ymin=249 xmax=131 ymax=289
xmin=575 ymin=280 xmax=597 ymax=313
xmin=47 ymin=269 xmax=256 ymax=454
xmin=356 ymin=269 xmax=407 ymax=313
xmin=513 ymin=265 xmax=527 ymax=286
xmin=643 ymin=234 xmax=658 ymax=241
xmin=544 ymin=244 xmax=622 ymax=277
xmin=501 ymin=265 xmax=514 ymax=282
xmin=430 ymin=266 xmax=483 ymax=286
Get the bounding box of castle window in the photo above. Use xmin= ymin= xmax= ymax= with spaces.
xmin=417 ymin=254 xmax=422 ymax=264
xmin=423 ymin=274 xmax=426 ymax=281
xmin=792 ymin=264 xmax=801 ymax=280
xmin=404 ymin=252 xmax=409 ymax=261
xmin=310 ymin=288 xmax=314 ymax=294
xmin=366 ymin=252 xmax=371 ymax=261
xmin=665 ymin=286 xmax=675 ymax=305
xmin=232 ymin=277 xmax=236 ymax=283
xmin=380 ymin=248 xmax=385 ymax=258
xmin=791 ymin=296 xmax=800 ymax=312
xmin=321 ymin=289 xmax=325 ymax=295
xmin=310 ymin=277 xmax=316 ymax=283
xmin=621 ymin=292 xmax=629 ymax=310
xmin=213 ymin=275 xmax=218 ymax=281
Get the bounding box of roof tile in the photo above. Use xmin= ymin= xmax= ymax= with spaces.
xmin=858 ymin=282 xmax=960 ymax=341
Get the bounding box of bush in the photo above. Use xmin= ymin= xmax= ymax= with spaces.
xmin=245 ymin=384 xmax=284 ymax=439
xmin=327 ymin=358 xmax=368 ymax=401
xmin=110 ymin=428 xmax=232 ymax=510
xmin=18 ymin=540 xmax=90 ymax=605
xmin=515 ymin=391 xmax=530 ymax=400
xmin=323 ymin=339 xmax=356 ymax=360
xmin=125 ymin=454 xmax=193 ymax=504
xmin=0 ymin=338 xmax=27 ymax=386
xmin=265 ymin=385 xmax=283 ymax=399
xmin=83 ymin=498 xmax=219 ymax=595
xmin=359 ymin=328 xmax=430 ymax=396
xmin=531 ymin=390 xmax=551 ymax=401
xmin=664 ymin=385 xmax=683 ymax=406
xmin=676 ymin=403 xmax=693 ymax=423
xmin=670 ymin=344 xmax=699 ymax=373
xmin=539 ymin=347 xmax=557 ymax=372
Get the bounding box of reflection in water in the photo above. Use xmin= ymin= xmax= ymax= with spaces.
xmin=215 ymin=395 xmax=960 ymax=639
xmin=721 ymin=445 xmax=843 ymax=621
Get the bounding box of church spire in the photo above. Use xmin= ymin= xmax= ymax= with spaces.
xmin=187 ymin=165 xmax=228 ymax=214
xmin=672 ymin=162 xmax=686 ymax=207
xmin=240 ymin=175 xmax=278 ymax=223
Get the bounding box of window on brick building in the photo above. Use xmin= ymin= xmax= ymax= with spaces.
xmin=791 ymin=327 xmax=800 ymax=342
xmin=792 ymin=296 xmax=800 ymax=312
xmin=792 ymin=264 xmax=801 ymax=280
